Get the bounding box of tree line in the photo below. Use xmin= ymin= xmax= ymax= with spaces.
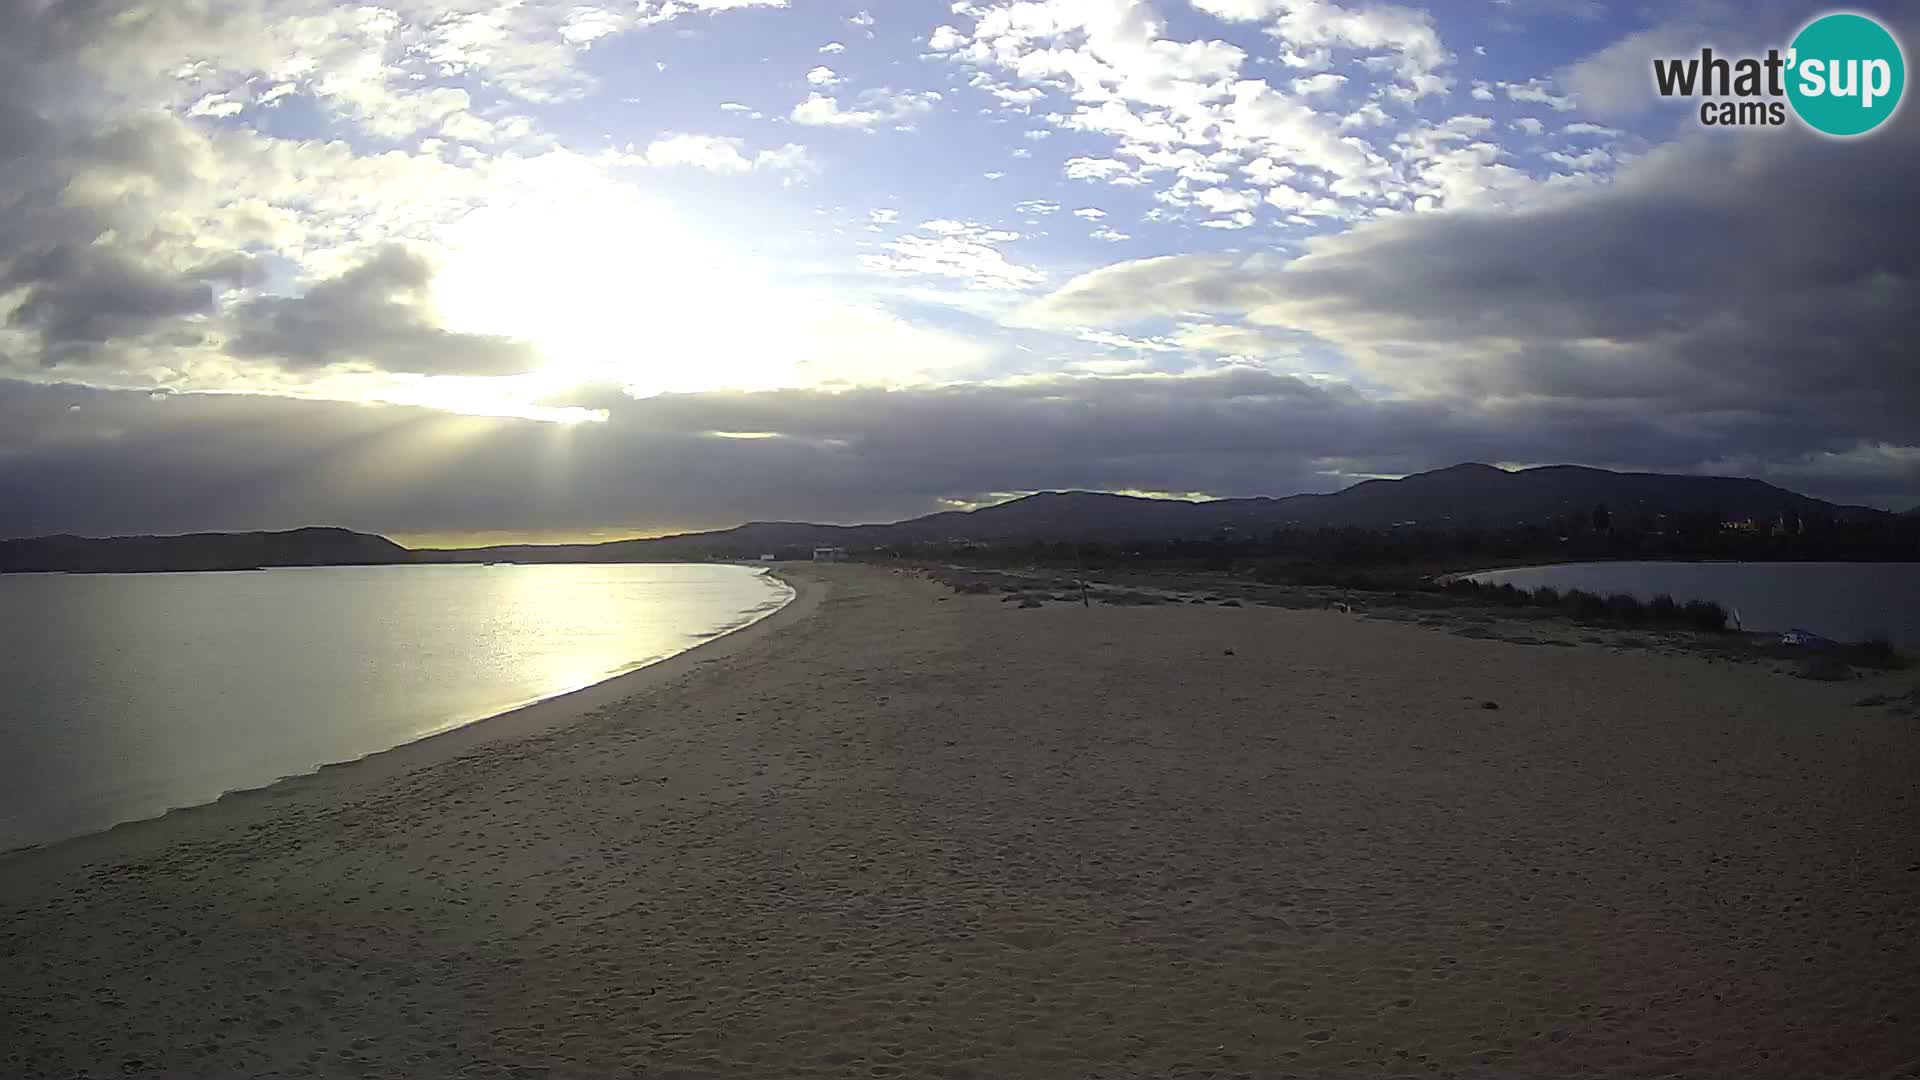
xmin=849 ymin=506 xmax=1920 ymax=589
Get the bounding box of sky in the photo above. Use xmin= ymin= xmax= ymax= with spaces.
xmin=0 ymin=0 xmax=1915 ymax=545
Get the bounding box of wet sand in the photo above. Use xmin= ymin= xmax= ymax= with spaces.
xmin=4 ymin=564 xmax=1919 ymax=1079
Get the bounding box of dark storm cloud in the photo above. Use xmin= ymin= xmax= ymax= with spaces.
xmin=3 ymin=246 xmax=215 ymax=350
xmin=1028 ymin=106 xmax=1920 ymax=445
xmin=2 ymin=372 xmax=1912 ymax=541
xmin=226 ymin=246 xmax=543 ymax=376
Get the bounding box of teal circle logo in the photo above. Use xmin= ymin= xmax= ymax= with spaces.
xmin=1786 ymin=12 xmax=1905 ymax=136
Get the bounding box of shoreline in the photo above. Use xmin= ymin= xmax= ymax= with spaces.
xmin=0 ymin=565 xmax=821 ymax=869
xmin=1447 ymin=555 xmax=1920 ymax=578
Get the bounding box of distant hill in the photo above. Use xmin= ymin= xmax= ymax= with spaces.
xmin=0 ymin=528 xmax=408 ymax=573
xmin=415 ymin=463 xmax=1886 ymax=562
xmin=1229 ymin=462 xmax=1868 ymax=532
xmin=5 ymin=464 xmax=1890 ymax=572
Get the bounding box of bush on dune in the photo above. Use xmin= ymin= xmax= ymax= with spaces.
xmin=1562 ymin=589 xmax=1608 ymax=620
xmin=1429 ymin=577 xmax=1737 ymax=636
xmin=1605 ymin=593 xmax=1647 ymax=623
xmin=1682 ymin=599 xmax=1729 ymax=632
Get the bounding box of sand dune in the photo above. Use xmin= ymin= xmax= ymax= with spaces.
xmin=4 ymin=564 xmax=1919 ymax=1079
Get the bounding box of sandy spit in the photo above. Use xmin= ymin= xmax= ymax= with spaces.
xmin=4 ymin=564 xmax=1919 ymax=1079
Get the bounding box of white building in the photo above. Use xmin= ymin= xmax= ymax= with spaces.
xmin=812 ymin=546 xmax=847 ymax=562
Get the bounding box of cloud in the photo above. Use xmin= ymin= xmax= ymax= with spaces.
xmin=927 ymin=0 xmax=1474 ymax=220
xmin=858 ymin=221 xmax=1044 ymax=290
xmin=1065 ymin=157 xmax=1141 ymax=183
xmin=934 ymin=5 xmax=1254 ymax=183
xmin=791 ymin=88 xmax=941 ymax=129
xmin=1543 ymin=148 xmax=1609 ymax=172
xmin=4 ymin=247 xmax=219 ymax=354
xmin=1291 ymin=73 xmax=1347 ymax=96
xmin=225 ymin=246 xmax=542 ymax=376
xmin=1558 ymin=18 xmax=1744 ymax=117
xmin=1500 ymin=77 xmax=1577 ymax=111
xmin=928 ymin=25 xmax=967 ymax=51
xmin=638 ymin=133 xmax=815 ymax=174
xmin=5 ymin=0 xmax=1917 ymax=538
xmin=1019 ymin=111 xmax=1920 ymax=451
xmin=7 ymin=361 xmax=1913 ymax=542
xmin=1159 ymin=183 xmax=1262 ymax=216
xmin=1194 ymin=0 xmax=1450 ymax=90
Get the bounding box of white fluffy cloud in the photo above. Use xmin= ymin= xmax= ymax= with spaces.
xmin=1501 ymin=78 xmax=1577 ymax=111
xmin=859 ymin=220 xmax=1044 ymax=290
xmin=637 ymin=133 xmax=816 ymax=175
xmin=791 ymin=88 xmax=941 ymax=129
xmin=925 ymin=0 xmax=1457 ymax=225
xmin=1193 ymin=0 xmax=1449 ymax=90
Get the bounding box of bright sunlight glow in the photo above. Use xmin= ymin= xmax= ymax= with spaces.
xmin=428 ymin=154 xmax=990 ymax=408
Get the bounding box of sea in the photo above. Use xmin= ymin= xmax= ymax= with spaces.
xmin=1464 ymin=561 xmax=1920 ymax=645
xmin=0 ymin=563 xmax=792 ymax=852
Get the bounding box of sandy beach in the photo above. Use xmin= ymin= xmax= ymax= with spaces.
xmin=4 ymin=564 xmax=1919 ymax=1079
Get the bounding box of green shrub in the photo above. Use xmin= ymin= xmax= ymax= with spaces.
xmin=1683 ymin=599 xmax=1729 ymax=632
xmin=1648 ymin=594 xmax=1679 ymax=622
xmin=1605 ymin=592 xmax=1646 ymax=623
xmin=1563 ymin=589 xmax=1607 ymax=620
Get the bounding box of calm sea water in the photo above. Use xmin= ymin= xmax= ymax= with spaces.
xmin=1465 ymin=561 xmax=1920 ymax=644
xmin=0 ymin=563 xmax=791 ymax=851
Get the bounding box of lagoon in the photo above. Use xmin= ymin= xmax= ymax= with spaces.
xmin=1465 ymin=561 xmax=1919 ymax=644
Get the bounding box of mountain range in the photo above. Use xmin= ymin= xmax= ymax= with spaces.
xmin=2 ymin=463 xmax=1885 ymax=573
xmin=412 ymin=462 xmax=1882 ymax=562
